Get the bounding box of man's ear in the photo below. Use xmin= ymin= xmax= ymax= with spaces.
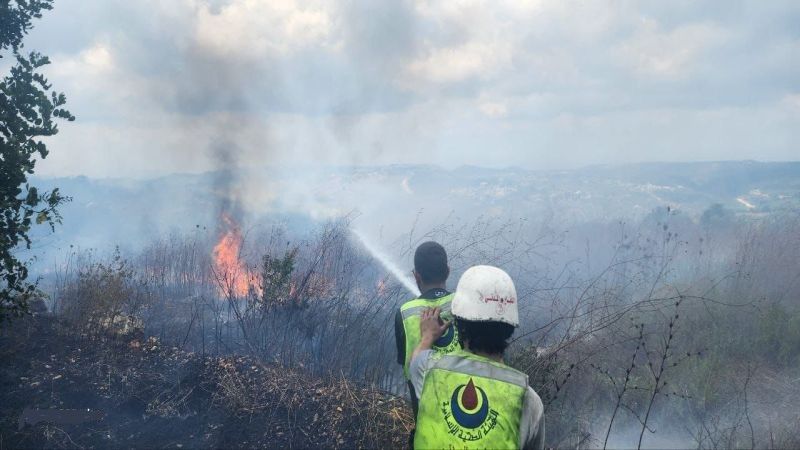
xmin=413 ymin=270 xmax=423 ymax=286
xmin=445 ymin=265 xmax=450 ymax=282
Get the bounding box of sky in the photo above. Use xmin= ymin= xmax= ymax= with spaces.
xmin=14 ymin=0 xmax=800 ymax=178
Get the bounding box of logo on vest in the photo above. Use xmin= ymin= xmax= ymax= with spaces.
xmin=441 ymin=378 xmax=500 ymax=442
xmin=433 ymin=322 xmax=455 ymax=348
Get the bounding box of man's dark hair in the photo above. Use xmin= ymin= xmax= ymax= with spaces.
xmin=456 ymin=319 xmax=515 ymax=354
xmin=414 ymin=241 xmax=448 ymax=284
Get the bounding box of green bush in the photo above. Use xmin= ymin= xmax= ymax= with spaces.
xmin=59 ymin=250 xmax=150 ymax=335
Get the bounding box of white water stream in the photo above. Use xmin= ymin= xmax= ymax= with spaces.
xmin=350 ymin=228 xmax=421 ymax=297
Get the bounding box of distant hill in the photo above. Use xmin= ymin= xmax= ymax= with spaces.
xmin=26 ymin=161 xmax=800 ymax=260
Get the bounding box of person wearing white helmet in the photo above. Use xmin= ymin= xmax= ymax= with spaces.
xmin=408 ymin=265 xmax=545 ymax=450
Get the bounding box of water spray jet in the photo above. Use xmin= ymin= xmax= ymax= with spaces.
xmin=350 ymin=228 xmax=421 ymax=297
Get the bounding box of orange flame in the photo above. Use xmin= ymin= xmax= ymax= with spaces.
xmin=213 ymin=213 xmax=259 ymax=297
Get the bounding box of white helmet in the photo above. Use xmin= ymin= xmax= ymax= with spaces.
xmin=451 ymin=265 xmax=519 ymax=327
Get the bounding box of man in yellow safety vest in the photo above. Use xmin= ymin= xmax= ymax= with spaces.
xmin=395 ymin=242 xmax=461 ymax=417
xmin=409 ymin=265 xmax=545 ymax=449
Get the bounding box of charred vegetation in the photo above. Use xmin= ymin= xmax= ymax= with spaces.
xmin=3 ymin=208 xmax=799 ymax=448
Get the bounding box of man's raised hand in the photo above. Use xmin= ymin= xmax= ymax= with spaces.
xmin=419 ymin=307 xmax=451 ymax=346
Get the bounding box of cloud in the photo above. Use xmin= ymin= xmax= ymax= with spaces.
xmin=616 ymin=19 xmax=729 ymax=79
xmin=193 ymin=0 xmax=334 ymax=57
xmin=479 ymin=101 xmax=508 ymax=119
xmin=15 ymin=0 xmax=799 ymax=178
xmin=406 ymin=40 xmax=512 ymax=84
xmin=781 ymin=93 xmax=800 ymax=110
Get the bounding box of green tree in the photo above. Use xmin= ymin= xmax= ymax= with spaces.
xmin=260 ymin=247 xmax=298 ymax=308
xmin=1 ymin=0 xmax=74 ymax=322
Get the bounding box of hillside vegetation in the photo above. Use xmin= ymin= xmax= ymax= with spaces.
xmin=5 ymin=205 xmax=800 ymax=448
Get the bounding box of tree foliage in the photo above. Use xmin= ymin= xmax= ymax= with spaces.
xmin=260 ymin=247 xmax=298 ymax=308
xmin=1 ymin=0 xmax=73 ymax=321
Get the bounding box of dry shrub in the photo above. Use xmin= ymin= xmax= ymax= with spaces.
xmin=59 ymin=250 xmax=150 ymax=336
xmin=207 ymin=356 xmax=413 ymax=448
xmin=212 ymin=359 xmax=271 ymax=414
xmin=330 ymin=374 xmax=414 ymax=448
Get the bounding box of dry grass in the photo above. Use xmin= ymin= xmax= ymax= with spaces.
xmin=1 ymin=316 xmax=413 ymax=449
xmin=208 ymin=355 xmax=413 ymax=448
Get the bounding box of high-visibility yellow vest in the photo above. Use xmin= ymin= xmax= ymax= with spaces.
xmin=400 ymin=294 xmax=460 ymax=379
xmin=414 ymin=350 xmax=527 ymax=449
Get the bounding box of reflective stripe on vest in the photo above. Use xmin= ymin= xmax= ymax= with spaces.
xmin=414 ymin=350 xmax=527 ymax=449
xmin=400 ymin=294 xmax=460 ymax=379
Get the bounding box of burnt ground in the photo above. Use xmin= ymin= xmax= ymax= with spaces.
xmin=0 ymin=315 xmax=412 ymax=449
